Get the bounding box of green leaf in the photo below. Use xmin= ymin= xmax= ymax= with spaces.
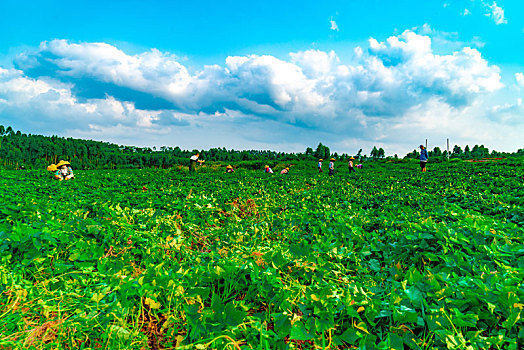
xmin=389 ymin=333 xmax=404 ymax=350
xmin=501 ymin=311 xmax=520 ymax=330
xmin=91 ymin=292 xmax=105 ymax=303
xmin=393 ymin=305 xmax=418 ymax=324
xmin=211 ymin=293 xmax=224 ymax=315
xmin=272 ymin=312 xmax=291 ymax=337
xmin=69 ymin=251 xmax=81 ymax=261
xmin=224 ymin=303 xmax=246 ymax=327
xmin=405 ymin=286 xmax=424 ymax=307
xmin=290 ymin=321 xmax=315 ymax=341
xmin=339 ymin=328 xmax=359 ymax=345
xmin=108 ymin=325 xmax=131 ymax=340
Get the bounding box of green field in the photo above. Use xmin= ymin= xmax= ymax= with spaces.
xmin=1 ymin=160 xmax=523 ymax=349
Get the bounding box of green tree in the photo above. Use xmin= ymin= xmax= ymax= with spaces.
xmin=370 ymin=146 xmax=378 ymax=160
xmin=314 ymin=143 xmax=330 ymax=160
xmin=356 ymin=149 xmax=362 ymax=160
xmin=305 ymin=147 xmax=313 ymax=156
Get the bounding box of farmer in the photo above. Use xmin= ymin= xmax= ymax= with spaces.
xmin=280 ymin=167 xmax=289 ymax=175
xmin=318 ymin=159 xmax=323 ymax=173
xmin=348 ymin=157 xmax=356 ymax=173
xmin=189 ymin=153 xmax=199 ymax=172
xmin=264 ymin=165 xmax=273 ymax=173
xmin=225 ymin=165 xmax=235 ymax=173
xmin=419 ymin=145 xmax=428 ymax=172
xmin=55 ymin=160 xmax=74 ymax=180
xmin=328 ymin=158 xmax=335 ymax=176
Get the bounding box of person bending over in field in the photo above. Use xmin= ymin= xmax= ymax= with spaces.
xmin=419 ymin=145 xmax=428 ymax=172
xmin=329 ymin=158 xmax=335 ymax=176
xmin=189 ymin=153 xmax=199 ymax=172
xmin=226 ymin=165 xmax=235 ymax=173
xmin=264 ymin=165 xmax=273 ymax=173
xmin=318 ymin=159 xmax=323 ymax=173
xmin=348 ymin=157 xmax=356 ymax=173
xmin=280 ymin=167 xmax=289 ymax=175
xmin=55 ymin=160 xmax=74 ymax=180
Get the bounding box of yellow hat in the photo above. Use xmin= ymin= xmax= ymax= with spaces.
xmin=47 ymin=164 xmax=58 ymax=171
xmin=265 ymin=165 xmax=269 ymax=168
xmin=330 ymin=158 xmax=335 ymax=161
xmin=56 ymin=160 xmax=70 ymax=167
xmin=319 ymin=159 xmax=323 ymax=161
xmin=226 ymin=165 xmax=233 ymax=169
xmin=350 ymin=157 xmax=355 ymax=160
xmin=285 ymin=167 xmax=289 ymax=170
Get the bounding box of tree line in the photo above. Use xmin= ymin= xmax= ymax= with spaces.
xmin=404 ymin=144 xmax=524 ymax=162
xmin=0 ymin=126 xmax=337 ymax=169
xmin=0 ymin=125 xmax=522 ymax=169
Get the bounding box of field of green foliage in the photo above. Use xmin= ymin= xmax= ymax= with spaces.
xmin=0 ymin=160 xmax=523 ymax=349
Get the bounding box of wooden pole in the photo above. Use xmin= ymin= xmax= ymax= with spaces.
xmin=425 ymin=139 xmax=428 ymax=149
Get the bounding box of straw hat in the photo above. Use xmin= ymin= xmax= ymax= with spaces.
xmin=330 ymin=158 xmax=335 ymax=161
xmin=226 ymin=165 xmax=233 ymax=169
xmin=47 ymin=164 xmax=58 ymax=171
xmin=56 ymin=160 xmax=70 ymax=167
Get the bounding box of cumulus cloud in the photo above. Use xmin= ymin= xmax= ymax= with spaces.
xmin=2 ymin=30 xmax=518 ymax=154
xmin=0 ymin=67 xmax=167 ymax=133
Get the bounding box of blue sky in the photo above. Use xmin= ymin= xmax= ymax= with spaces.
xmin=1 ymin=0 xmax=523 ymax=155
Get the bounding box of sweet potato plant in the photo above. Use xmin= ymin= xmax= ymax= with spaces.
xmin=0 ymin=160 xmax=523 ymax=349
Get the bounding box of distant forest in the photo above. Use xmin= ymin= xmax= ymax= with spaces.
xmin=0 ymin=125 xmax=522 ymax=169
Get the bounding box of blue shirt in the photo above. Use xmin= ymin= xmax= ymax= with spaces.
xmin=420 ymin=149 xmax=428 ymax=161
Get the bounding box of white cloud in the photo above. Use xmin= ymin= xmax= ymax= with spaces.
xmin=390 ymin=97 xmax=523 ymax=151
xmin=486 ymin=1 xmax=507 ymax=25
xmin=488 ymin=98 xmax=524 ymax=125
xmin=0 ymin=67 xmax=167 ymax=133
xmin=290 ymin=49 xmax=338 ymax=77
xmin=2 ymin=31 xmax=520 ymax=154
xmin=459 ymin=1 xmax=506 ymax=26
xmin=330 ymin=19 xmax=339 ymax=31
xmin=515 ymin=72 xmax=524 ymax=87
